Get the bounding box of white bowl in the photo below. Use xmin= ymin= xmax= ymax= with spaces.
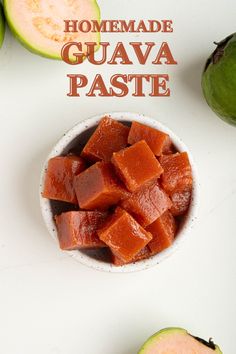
xmin=39 ymin=112 xmax=199 ymax=273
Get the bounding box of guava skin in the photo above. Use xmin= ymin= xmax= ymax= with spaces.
xmin=3 ymin=0 xmax=101 ymax=60
xmin=202 ymin=33 xmax=236 ymax=126
xmin=0 ymin=3 xmax=5 ymax=48
xmin=138 ymin=327 xmax=222 ymax=354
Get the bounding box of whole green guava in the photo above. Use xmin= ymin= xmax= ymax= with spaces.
xmin=202 ymin=33 xmax=236 ymax=126
xmin=0 ymin=3 xmax=5 ymax=48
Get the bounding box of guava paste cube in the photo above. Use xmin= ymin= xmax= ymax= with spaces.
xmin=112 ymin=140 xmax=163 ymax=192
xmin=97 ymin=208 xmax=152 ymax=262
xmin=74 ymin=162 xmax=129 ymax=210
xmin=81 ymin=117 xmax=129 ymax=162
xmin=55 ymin=211 xmax=108 ymax=250
xmin=170 ymin=189 xmax=192 ymax=216
xmin=128 ymin=121 xmax=172 ymax=156
xmin=121 ymin=180 xmax=172 ymax=227
xmin=159 ymin=152 xmax=193 ymax=194
xmin=146 ymin=210 xmax=177 ymax=254
xmin=112 ymin=246 xmax=151 ymax=266
xmin=42 ymin=155 xmax=86 ymax=204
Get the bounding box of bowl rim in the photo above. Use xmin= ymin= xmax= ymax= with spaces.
xmin=39 ymin=111 xmax=199 ymax=273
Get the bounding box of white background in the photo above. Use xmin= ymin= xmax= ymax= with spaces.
xmin=0 ymin=1 xmax=235 ymax=353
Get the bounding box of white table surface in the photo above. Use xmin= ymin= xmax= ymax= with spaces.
xmin=0 ymin=1 xmax=235 ymax=353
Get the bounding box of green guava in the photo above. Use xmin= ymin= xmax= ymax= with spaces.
xmin=138 ymin=327 xmax=222 ymax=354
xmin=3 ymin=0 xmax=100 ymax=60
xmin=202 ymin=33 xmax=236 ymax=126
xmin=0 ymin=3 xmax=5 ymax=48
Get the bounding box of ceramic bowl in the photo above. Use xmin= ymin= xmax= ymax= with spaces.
xmin=39 ymin=112 xmax=199 ymax=273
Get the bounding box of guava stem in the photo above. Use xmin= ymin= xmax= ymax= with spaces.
xmin=204 ymin=34 xmax=233 ymax=71
xmin=192 ymin=335 xmax=216 ymax=350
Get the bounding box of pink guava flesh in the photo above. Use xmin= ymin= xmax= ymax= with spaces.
xmin=4 ymin=0 xmax=100 ymax=59
xmin=139 ymin=329 xmax=221 ymax=354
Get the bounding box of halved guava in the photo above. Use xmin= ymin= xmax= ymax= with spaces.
xmin=0 ymin=3 xmax=5 ymax=48
xmin=3 ymin=0 xmax=100 ymax=59
xmin=138 ymin=328 xmax=222 ymax=354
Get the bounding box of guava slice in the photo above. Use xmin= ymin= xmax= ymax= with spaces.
xmin=202 ymin=33 xmax=236 ymax=126
xmin=138 ymin=328 xmax=222 ymax=354
xmin=0 ymin=3 xmax=5 ymax=48
xmin=3 ymin=0 xmax=100 ymax=59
